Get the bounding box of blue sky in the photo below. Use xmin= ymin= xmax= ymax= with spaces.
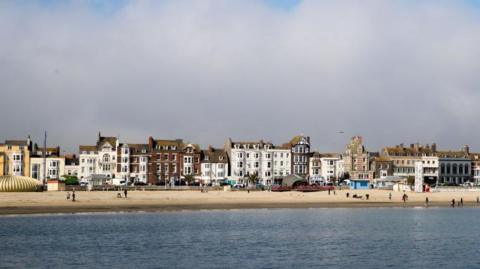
xmin=34 ymin=0 xmax=303 ymax=13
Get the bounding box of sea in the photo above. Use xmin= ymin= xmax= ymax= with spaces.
xmin=1 ymin=208 xmax=479 ymax=269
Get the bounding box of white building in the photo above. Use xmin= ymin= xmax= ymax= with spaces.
xmin=200 ymin=147 xmax=229 ymax=185
xmin=78 ymin=134 xmax=118 ymax=183
xmin=321 ymin=155 xmax=343 ymax=182
xmin=64 ymin=154 xmax=80 ymax=177
xmin=29 ymin=146 xmax=65 ymax=181
xmin=225 ymin=139 xmax=291 ymax=186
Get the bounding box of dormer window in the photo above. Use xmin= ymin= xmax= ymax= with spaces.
xmin=219 ymin=156 xmax=223 ymax=160
xmin=205 ymin=156 xmax=209 ymax=161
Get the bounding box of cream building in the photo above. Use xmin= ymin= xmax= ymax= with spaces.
xmin=0 ymin=138 xmax=32 ymax=177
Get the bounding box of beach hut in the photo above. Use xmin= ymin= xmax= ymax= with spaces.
xmin=349 ymin=179 xmax=370 ymax=190
xmin=374 ymin=176 xmax=406 ymax=190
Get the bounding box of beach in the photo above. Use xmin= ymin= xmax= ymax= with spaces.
xmin=1 ymin=189 xmax=479 ymax=215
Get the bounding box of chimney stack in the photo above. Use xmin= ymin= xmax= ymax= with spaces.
xmin=464 ymin=145 xmax=470 ymax=155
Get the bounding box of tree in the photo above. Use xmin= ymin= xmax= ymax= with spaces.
xmin=407 ymin=176 xmax=415 ymax=185
xmin=62 ymin=175 xmax=79 ymax=185
xmin=247 ymin=172 xmax=259 ymax=186
xmin=184 ymin=175 xmax=196 ymax=186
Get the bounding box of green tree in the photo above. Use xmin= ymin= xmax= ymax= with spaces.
xmin=62 ymin=175 xmax=79 ymax=185
xmin=184 ymin=175 xmax=196 ymax=186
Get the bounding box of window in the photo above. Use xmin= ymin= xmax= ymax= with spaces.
xmin=103 ymin=154 xmax=110 ymax=162
xmin=255 ymin=162 xmax=259 ymax=168
xmin=267 ymin=162 xmax=271 ymax=168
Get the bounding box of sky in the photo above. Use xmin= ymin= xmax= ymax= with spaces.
xmin=1 ymin=0 xmax=480 ymax=153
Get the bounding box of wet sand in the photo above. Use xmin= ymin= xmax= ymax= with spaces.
xmin=0 ymin=189 xmax=478 ymax=215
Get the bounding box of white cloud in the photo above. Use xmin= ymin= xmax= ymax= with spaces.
xmin=0 ymin=0 xmax=479 ymax=152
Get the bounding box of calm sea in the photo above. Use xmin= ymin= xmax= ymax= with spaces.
xmin=1 ymin=208 xmax=479 ymax=269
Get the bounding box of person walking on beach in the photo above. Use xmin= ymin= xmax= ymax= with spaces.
xmin=328 ymin=189 xmax=331 ymax=195
xmin=72 ymin=191 xmax=76 ymax=202
xmin=66 ymin=192 xmax=70 ymax=200
xmin=460 ymin=198 xmax=464 ymax=207
xmin=425 ymin=197 xmax=429 ymax=207
xmin=477 ymin=196 xmax=479 ymax=206
xmin=389 ymin=192 xmax=392 ymax=201
xmin=451 ymin=199 xmax=455 ymax=208
xmin=346 ymin=192 xmax=350 ymax=198
xmin=365 ymin=194 xmax=369 ymax=200
xmin=124 ymin=188 xmax=128 ymax=199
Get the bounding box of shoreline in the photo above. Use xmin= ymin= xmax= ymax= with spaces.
xmin=1 ymin=190 xmax=478 ymax=216
xmin=1 ymin=201 xmax=477 ymax=216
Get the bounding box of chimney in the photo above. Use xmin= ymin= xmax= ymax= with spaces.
xmin=148 ymin=136 xmax=154 ymax=149
xmin=464 ymin=145 xmax=470 ymax=155
xmin=431 ymin=143 xmax=437 ymax=152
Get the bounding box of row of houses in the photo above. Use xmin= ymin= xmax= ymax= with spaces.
xmin=1 ymin=134 xmax=479 ymax=186
xmin=342 ymin=136 xmax=480 ymax=186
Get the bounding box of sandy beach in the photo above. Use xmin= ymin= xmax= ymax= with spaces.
xmin=1 ymin=189 xmax=479 ymax=215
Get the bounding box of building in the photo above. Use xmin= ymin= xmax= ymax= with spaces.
xmin=181 ymin=143 xmax=201 ymax=180
xmin=78 ymin=133 xmax=119 ymax=182
xmin=309 ymin=152 xmax=322 ymax=182
xmin=225 ymin=138 xmax=291 ymax=186
xmin=200 ymin=147 xmax=229 ymax=185
xmin=64 ymin=154 xmax=80 ymax=177
xmin=343 ymin=136 xmax=372 ymax=180
xmin=285 ymin=135 xmax=310 ymax=177
xmin=270 ymin=146 xmax=291 ymax=182
xmin=147 ymin=137 xmax=183 ymax=185
xmin=320 ymin=154 xmax=343 ymax=182
xmin=371 ymin=156 xmax=394 ymax=179
xmin=436 ymin=150 xmax=471 ymax=185
xmin=29 ymin=145 xmax=65 ymax=182
xmin=125 ymin=144 xmax=149 ymax=184
xmin=381 ymin=143 xmax=436 ymax=179
xmin=0 ymin=137 xmax=32 ymax=177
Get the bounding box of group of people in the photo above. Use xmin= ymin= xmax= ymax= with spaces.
xmin=66 ymin=190 xmax=76 ymax=202
xmin=345 ymin=192 xmax=369 ymax=200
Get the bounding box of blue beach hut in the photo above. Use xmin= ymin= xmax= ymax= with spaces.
xmin=349 ymin=179 xmax=370 ymax=190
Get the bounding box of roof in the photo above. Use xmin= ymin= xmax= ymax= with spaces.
xmin=97 ymin=136 xmax=117 ymax=148
xmin=79 ymin=145 xmax=97 ymax=152
xmin=4 ymin=140 xmax=29 ymax=146
xmin=201 ymin=148 xmax=228 ymax=163
xmin=373 ymin=156 xmax=392 ymax=162
xmin=382 ymin=145 xmax=435 ymax=156
xmin=128 ymin=144 xmax=149 ymax=154
xmin=281 ymin=174 xmax=307 ymax=187
xmin=283 ymin=135 xmax=310 ymax=148
xmin=435 ymin=151 xmax=469 ymax=158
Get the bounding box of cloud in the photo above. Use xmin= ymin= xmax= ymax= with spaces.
xmin=1 ymin=0 xmax=480 ymax=153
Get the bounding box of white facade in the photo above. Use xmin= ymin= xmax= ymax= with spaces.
xmin=79 ymin=150 xmax=97 ymax=180
xmin=474 ymin=162 xmax=480 ymax=185
xmin=30 ymin=157 xmax=65 ymax=181
xmin=271 ymin=148 xmax=291 ymax=181
xmin=321 ymin=157 xmax=342 ymax=181
xmin=201 ymin=162 xmax=228 ymax=184
xmin=79 ymin=136 xmax=119 ymax=183
xmin=65 ymin=164 xmax=80 ymax=177
xmin=227 ymin=140 xmax=290 ymax=186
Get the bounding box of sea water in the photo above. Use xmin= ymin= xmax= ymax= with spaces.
xmin=1 ymin=208 xmax=479 ymax=269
